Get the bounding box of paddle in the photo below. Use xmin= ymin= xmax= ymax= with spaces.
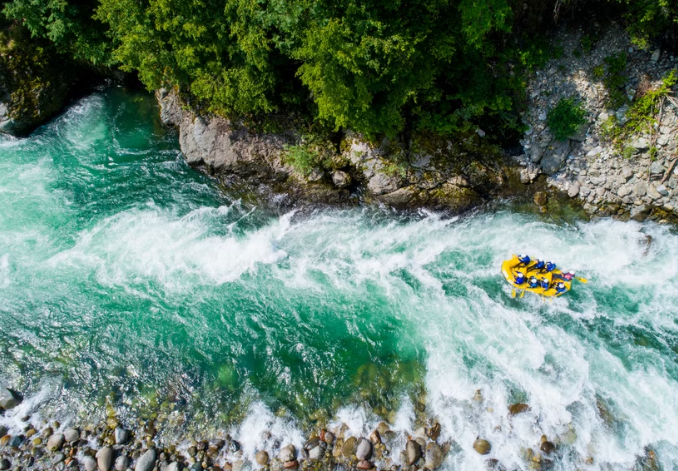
xmin=512 ymin=288 xmax=516 ymax=298
xmin=520 ymin=289 xmax=525 ymax=298
xmin=576 ymin=277 xmax=588 ymax=283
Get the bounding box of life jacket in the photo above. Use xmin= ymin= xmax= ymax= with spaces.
xmin=540 ymin=278 xmax=549 ymax=289
xmin=556 ymin=282 xmax=566 ymax=293
xmin=515 ymin=272 xmax=526 ymax=285
xmin=518 ymin=254 xmax=530 ymax=264
xmin=535 ymin=260 xmax=545 ymax=270
xmin=545 ymin=261 xmax=556 ymax=272
xmin=528 ymin=276 xmax=539 ymax=288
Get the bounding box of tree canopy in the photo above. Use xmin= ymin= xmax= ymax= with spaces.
xmin=2 ymin=0 xmax=676 ymax=139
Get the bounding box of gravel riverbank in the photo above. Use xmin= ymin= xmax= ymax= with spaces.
xmin=1 ymin=386 xmax=640 ymax=471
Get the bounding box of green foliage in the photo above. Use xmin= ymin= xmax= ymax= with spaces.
xmin=547 ymin=98 xmax=587 ymax=141
xmin=581 ymin=34 xmax=595 ymax=54
xmin=0 ymin=24 xmax=70 ymax=129
xmin=1 ymin=0 xmax=676 ymax=145
xmin=609 ymin=0 xmax=678 ymax=45
xmin=592 ymin=65 xmax=605 ymax=79
xmin=624 ymin=69 xmax=676 ymax=136
xmin=3 ymin=0 xmax=110 ymax=64
xmin=602 ymin=52 xmax=628 ymax=109
xmin=601 ymin=70 xmax=676 ymax=155
xmin=622 ymin=146 xmax=635 ymax=159
xmin=283 ymin=144 xmax=324 ymax=175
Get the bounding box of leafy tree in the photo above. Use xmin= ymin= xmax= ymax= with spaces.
xmin=2 ymin=0 xmax=110 ymax=64
xmin=1 ymin=0 xmax=676 ymax=143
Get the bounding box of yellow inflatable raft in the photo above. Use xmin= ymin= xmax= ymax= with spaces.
xmin=501 ymin=255 xmax=573 ymax=298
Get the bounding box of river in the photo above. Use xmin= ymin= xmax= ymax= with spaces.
xmin=0 ymin=89 xmax=676 ymax=470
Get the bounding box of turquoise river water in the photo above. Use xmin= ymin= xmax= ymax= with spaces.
xmin=1 ymin=89 xmax=677 ymax=470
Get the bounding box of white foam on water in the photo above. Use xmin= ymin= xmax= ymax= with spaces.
xmin=0 ymin=380 xmax=62 ymax=434
xmin=46 ymin=205 xmax=293 ymax=290
xmin=261 ymin=211 xmax=678 ymax=470
xmin=3 ymin=89 xmax=678 ymax=471
xmin=230 ymin=402 xmax=305 ymax=465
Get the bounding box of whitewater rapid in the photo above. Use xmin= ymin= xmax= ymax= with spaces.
xmin=0 ymin=90 xmax=677 ymax=470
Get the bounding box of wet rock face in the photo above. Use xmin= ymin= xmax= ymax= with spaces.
xmin=0 ymin=36 xmax=73 ymax=137
xmin=156 ymin=90 xmax=522 ymax=213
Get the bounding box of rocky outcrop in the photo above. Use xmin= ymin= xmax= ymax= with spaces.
xmin=157 ymin=89 xmax=528 ymax=212
xmin=0 ymin=27 xmax=73 ymax=136
xmin=518 ymin=25 xmax=678 ymax=222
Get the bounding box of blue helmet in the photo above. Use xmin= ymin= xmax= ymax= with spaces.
xmin=545 ymin=261 xmax=556 ymax=272
xmin=518 ymin=254 xmax=531 ymax=264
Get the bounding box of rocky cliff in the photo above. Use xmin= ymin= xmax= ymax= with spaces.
xmin=517 ymin=25 xmax=678 ymax=223
xmin=157 ymin=89 xmax=529 ymax=213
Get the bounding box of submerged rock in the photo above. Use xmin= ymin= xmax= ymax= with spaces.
xmin=425 ymin=442 xmax=444 ymax=469
xmin=406 ymin=440 xmax=422 ymax=465
xmin=279 ymin=445 xmax=296 ymax=463
xmin=342 ymin=437 xmax=357 ymax=457
xmin=255 ymin=451 xmax=269 ymax=465
xmin=47 ymin=433 xmax=64 ymax=451
xmin=0 ymin=388 xmax=21 ymax=410
xmin=114 ymin=427 xmax=129 ymax=445
xmin=96 ymin=446 xmax=114 ymax=471
xmin=508 ymin=403 xmax=530 ymax=415
xmin=308 ymin=446 xmax=323 ymax=461
xmin=323 ymin=432 xmax=335 ymax=445
xmin=114 ymin=455 xmax=129 ymax=471
xmin=540 ymin=436 xmax=556 ymax=455
xmin=473 ymin=438 xmax=492 ymax=455
xmin=7 ymin=435 xmax=22 ymax=448
xmin=82 ymin=456 xmax=97 ymax=471
xmin=135 ymin=449 xmax=156 ymax=471
xmin=356 ymin=438 xmax=372 ymax=460
xmin=64 ymin=428 xmax=80 ymax=442
xmin=427 ymin=422 xmax=441 ymax=441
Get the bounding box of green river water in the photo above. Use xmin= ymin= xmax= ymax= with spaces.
xmin=1 ymin=89 xmax=677 ymax=470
